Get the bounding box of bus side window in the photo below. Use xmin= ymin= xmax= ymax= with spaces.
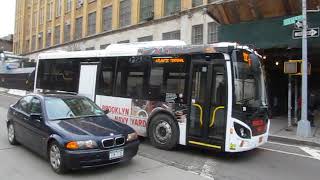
xmin=212 ymin=66 xmax=226 ymax=105
xmin=115 ymin=56 xmax=149 ymax=99
xmin=97 ymin=58 xmax=116 ymax=96
xmin=149 ymin=60 xmax=187 ymax=103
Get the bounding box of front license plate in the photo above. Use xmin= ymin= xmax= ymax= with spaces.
xmin=109 ymin=149 xmax=124 ymax=160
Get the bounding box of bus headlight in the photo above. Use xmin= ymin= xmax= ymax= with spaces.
xmin=234 ymin=123 xmax=251 ymax=139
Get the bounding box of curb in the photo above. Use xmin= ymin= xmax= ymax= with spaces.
xmin=269 ymin=134 xmax=320 ymax=148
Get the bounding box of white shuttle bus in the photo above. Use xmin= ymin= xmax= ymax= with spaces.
xmin=34 ymin=40 xmax=269 ymax=152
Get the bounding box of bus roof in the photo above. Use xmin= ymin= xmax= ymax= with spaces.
xmin=37 ymin=41 xmax=253 ymax=60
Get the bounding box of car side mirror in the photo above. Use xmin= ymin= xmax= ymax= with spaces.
xmin=104 ymin=109 xmax=110 ymax=114
xmin=30 ymin=113 xmax=42 ymax=122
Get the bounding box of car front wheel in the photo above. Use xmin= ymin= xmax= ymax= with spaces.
xmin=7 ymin=122 xmax=18 ymax=145
xmin=49 ymin=142 xmax=68 ymax=174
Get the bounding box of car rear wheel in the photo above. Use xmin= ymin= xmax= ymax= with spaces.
xmin=7 ymin=123 xmax=18 ymax=145
xmin=149 ymin=114 xmax=179 ymax=150
xmin=49 ymin=142 xmax=68 ymax=174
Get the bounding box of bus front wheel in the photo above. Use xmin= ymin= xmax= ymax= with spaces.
xmin=148 ymin=114 xmax=179 ymax=150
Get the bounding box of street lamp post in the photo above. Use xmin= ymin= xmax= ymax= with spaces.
xmin=297 ymin=0 xmax=312 ymax=137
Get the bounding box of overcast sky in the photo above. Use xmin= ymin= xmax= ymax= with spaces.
xmin=0 ymin=0 xmax=16 ymax=37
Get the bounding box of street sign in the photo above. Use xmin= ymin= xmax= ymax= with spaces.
xmin=292 ymin=28 xmax=319 ymax=39
xmin=284 ymin=62 xmax=298 ymax=74
xmin=283 ymin=15 xmax=303 ymax=26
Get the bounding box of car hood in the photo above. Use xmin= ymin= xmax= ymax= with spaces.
xmin=50 ymin=116 xmax=130 ymax=137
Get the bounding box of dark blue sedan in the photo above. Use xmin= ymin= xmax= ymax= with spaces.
xmin=6 ymin=93 xmax=139 ymax=173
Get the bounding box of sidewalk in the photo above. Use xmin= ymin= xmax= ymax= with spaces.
xmin=269 ymin=112 xmax=320 ymax=147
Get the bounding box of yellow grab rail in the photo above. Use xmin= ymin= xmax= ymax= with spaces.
xmin=210 ymin=106 xmax=225 ymax=127
xmin=192 ymin=103 xmax=203 ymax=127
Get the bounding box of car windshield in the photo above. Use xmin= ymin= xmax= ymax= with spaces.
xmin=44 ymin=97 xmax=105 ymax=120
xmin=232 ymin=50 xmax=267 ymax=108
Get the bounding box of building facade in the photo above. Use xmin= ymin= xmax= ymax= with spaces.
xmin=14 ymin=0 xmax=220 ymax=60
xmin=0 ymin=35 xmax=13 ymax=52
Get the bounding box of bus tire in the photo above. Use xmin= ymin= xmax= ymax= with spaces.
xmin=148 ymin=114 xmax=179 ymax=150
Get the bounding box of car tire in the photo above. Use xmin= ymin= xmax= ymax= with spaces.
xmin=49 ymin=141 xmax=68 ymax=174
xmin=7 ymin=122 xmax=18 ymax=145
xmin=148 ymin=114 xmax=179 ymax=150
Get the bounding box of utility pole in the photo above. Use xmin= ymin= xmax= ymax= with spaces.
xmin=297 ymin=0 xmax=312 ymax=137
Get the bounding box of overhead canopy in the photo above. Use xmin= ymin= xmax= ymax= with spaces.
xmin=207 ymin=0 xmax=320 ymax=25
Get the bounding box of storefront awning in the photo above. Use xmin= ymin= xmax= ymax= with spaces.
xmin=207 ymin=0 xmax=320 ymax=25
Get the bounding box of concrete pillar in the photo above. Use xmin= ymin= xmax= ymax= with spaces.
xmin=154 ymin=0 xmax=164 ymax=19
xmin=82 ymin=0 xmax=88 ymax=37
xmin=70 ymin=0 xmax=76 ymax=40
xmin=132 ymin=0 xmax=140 ymax=25
xmin=60 ymin=0 xmax=65 ymax=43
xmin=96 ymin=0 xmax=103 ymax=33
xmin=112 ymin=0 xmax=120 ymax=30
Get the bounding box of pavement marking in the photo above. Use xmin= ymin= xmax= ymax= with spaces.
xmin=267 ymin=141 xmax=304 ymax=148
xmin=258 ymin=147 xmax=320 ymax=161
xmin=199 ymin=160 xmax=215 ymax=180
xmin=0 ymin=93 xmax=21 ymax=99
xmin=300 ymin=147 xmax=320 ymax=160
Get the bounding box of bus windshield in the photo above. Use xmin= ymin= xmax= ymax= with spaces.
xmin=232 ymin=50 xmax=267 ymax=108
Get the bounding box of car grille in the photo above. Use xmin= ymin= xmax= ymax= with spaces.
xmin=102 ymin=136 xmax=125 ymax=148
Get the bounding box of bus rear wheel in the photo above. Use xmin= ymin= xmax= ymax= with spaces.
xmin=149 ymin=114 xmax=179 ymax=150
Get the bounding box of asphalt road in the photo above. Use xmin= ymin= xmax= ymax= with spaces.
xmin=0 ymin=93 xmax=319 ymax=180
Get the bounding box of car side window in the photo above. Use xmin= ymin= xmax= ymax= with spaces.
xmin=17 ymin=96 xmax=33 ymax=114
xmin=29 ymin=98 xmax=42 ymax=114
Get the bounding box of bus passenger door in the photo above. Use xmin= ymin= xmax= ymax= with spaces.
xmin=78 ymin=63 xmax=99 ymax=101
xmin=188 ymin=62 xmax=226 ymax=149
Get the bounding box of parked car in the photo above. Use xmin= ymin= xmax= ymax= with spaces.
xmin=6 ymin=93 xmax=139 ymax=173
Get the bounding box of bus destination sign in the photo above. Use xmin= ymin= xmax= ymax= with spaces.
xmin=154 ymin=58 xmax=185 ymax=63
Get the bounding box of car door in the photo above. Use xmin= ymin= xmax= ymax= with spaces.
xmin=12 ymin=96 xmax=33 ymax=145
xmin=27 ymin=97 xmax=49 ymax=155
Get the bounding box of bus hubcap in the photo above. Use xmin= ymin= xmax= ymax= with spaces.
xmin=8 ymin=124 xmax=14 ymax=142
xmin=50 ymin=145 xmax=61 ymax=170
xmin=155 ymin=121 xmax=172 ymax=144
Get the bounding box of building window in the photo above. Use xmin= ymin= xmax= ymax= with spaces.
xmin=140 ymin=0 xmax=154 ymax=22
xmin=47 ymin=1 xmax=53 ymax=21
xmin=87 ymin=12 xmax=96 ymax=36
xmin=33 ymin=11 xmax=37 ymax=28
xmin=100 ymin=44 xmax=110 ymax=49
xmin=192 ymin=0 xmax=203 ymax=7
xmin=164 ymin=0 xmax=180 ymax=16
xmin=192 ymin=24 xmax=203 ymax=45
xmin=208 ymin=22 xmax=218 ymax=44
xmin=54 ymin=26 xmax=60 ymax=45
xmin=75 ymin=17 xmax=83 ymax=39
xmin=86 ymin=47 xmax=95 ymax=50
xmin=118 ymin=40 xmax=130 ymax=43
xmin=64 ymin=24 xmax=71 ymax=42
xmin=56 ymin=0 xmax=61 ymax=17
xmin=119 ymin=0 xmax=131 ymax=28
xmin=32 ymin=35 xmax=36 ymax=51
xmin=39 ymin=7 xmax=44 ymax=25
xmin=162 ymin=30 xmax=180 ymax=40
xmin=103 ymin=6 xmax=112 ymax=32
xmin=65 ymin=0 xmax=72 ymax=13
xmin=38 ymin=32 xmax=43 ymax=49
xmin=77 ymin=0 xmax=83 ymax=8
xmin=138 ymin=35 xmax=153 ymax=42
xmin=208 ymin=0 xmax=220 ymax=4
xmin=46 ymin=31 xmax=52 ymax=47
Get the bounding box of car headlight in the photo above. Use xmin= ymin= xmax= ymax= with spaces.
xmin=234 ymin=123 xmax=251 ymax=139
xmin=127 ymin=132 xmax=138 ymax=142
xmin=66 ymin=140 xmax=98 ymax=150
